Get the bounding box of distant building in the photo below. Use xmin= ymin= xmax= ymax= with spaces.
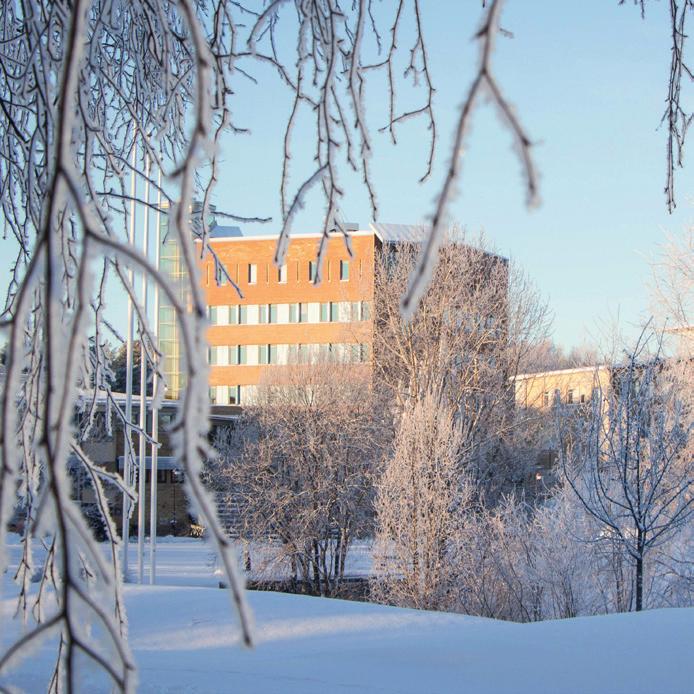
xmin=514 ymin=364 xmax=612 ymax=411
xmin=513 ymin=365 xmax=612 ymax=491
xmin=73 ymin=396 xmax=239 ymax=536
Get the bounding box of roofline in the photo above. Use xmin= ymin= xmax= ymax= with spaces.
xmin=199 ymin=230 xmax=374 ymax=243
xmin=513 ymin=364 xmax=610 ymax=381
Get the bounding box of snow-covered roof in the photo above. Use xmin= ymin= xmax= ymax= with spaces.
xmin=370 ymin=222 xmax=430 ymax=244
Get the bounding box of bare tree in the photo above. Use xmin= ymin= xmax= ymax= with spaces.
xmin=559 ymin=331 xmax=693 ymax=611
xmin=211 ymin=361 xmax=382 ymax=597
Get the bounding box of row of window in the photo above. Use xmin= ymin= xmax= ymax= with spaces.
xmin=209 ymin=342 xmax=371 ymax=367
xmin=542 ymin=388 xmax=594 ymax=407
xmin=208 ymin=300 xmax=371 ymax=326
xmin=211 ymin=378 xmax=374 ymax=406
xmin=215 ymin=259 xmax=352 ymax=287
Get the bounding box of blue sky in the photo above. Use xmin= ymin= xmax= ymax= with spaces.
xmin=212 ymin=0 xmax=693 ymax=349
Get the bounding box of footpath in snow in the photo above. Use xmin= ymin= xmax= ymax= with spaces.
xmin=1 ymin=537 xmax=693 ymax=693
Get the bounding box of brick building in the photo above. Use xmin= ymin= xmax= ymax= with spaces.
xmin=161 ymin=217 xmax=443 ymax=403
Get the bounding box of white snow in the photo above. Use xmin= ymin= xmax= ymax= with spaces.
xmin=2 ymin=537 xmax=692 ymax=693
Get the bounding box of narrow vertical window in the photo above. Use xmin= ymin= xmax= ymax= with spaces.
xmin=258 ymin=345 xmax=268 ymax=365
xmin=239 ymin=345 xmax=247 ymax=365
xmin=269 ymin=304 xmax=278 ymax=323
xmin=289 ymin=303 xmax=298 ymax=323
xmin=238 ymin=305 xmax=248 ymax=324
xmin=259 ymin=305 xmax=268 ymax=324
xmin=299 ymin=303 xmax=308 ymax=323
xmin=248 ymin=264 xmax=257 ymax=284
xmin=308 ymin=261 xmax=316 ymax=282
xmin=320 ymin=302 xmax=330 ymax=322
xmin=228 ymin=386 xmax=238 ymax=405
xmin=340 ymin=260 xmax=350 ymax=281
xmin=269 ymin=344 xmax=278 ymax=364
xmin=278 ymin=264 xmax=287 ymax=283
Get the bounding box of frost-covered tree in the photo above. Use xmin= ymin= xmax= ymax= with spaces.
xmin=372 ymin=392 xmax=472 ymax=610
xmin=373 ymin=234 xmax=550 ymax=496
xmin=559 ymin=332 xmax=693 ymax=611
xmin=211 ymin=362 xmax=383 ymax=597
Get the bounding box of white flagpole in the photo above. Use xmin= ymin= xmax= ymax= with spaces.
xmin=149 ymin=169 xmax=162 ymax=585
xmin=137 ymin=154 xmax=151 ymax=584
xmin=122 ymin=139 xmax=137 ymax=580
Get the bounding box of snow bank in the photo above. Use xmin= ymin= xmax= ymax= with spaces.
xmin=1 ymin=538 xmax=692 ymax=693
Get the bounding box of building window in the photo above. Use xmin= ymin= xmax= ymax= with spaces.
xmin=340 ymin=260 xmax=350 ymax=281
xmin=229 ymin=305 xmax=238 ymax=324
xmin=208 ymin=306 xmax=218 ymax=325
xmin=330 ymin=302 xmax=339 ymax=322
xmin=361 ymin=301 xmax=371 ymax=321
xmin=209 ymin=387 xmax=217 ymax=404
xmin=238 ymin=305 xmax=248 ymax=324
xmin=278 ymin=264 xmax=287 ymax=283
xmin=309 ymin=261 xmax=316 ymax=282
xmin=259 ymin=305 xmax=268 ymax=324
xmin=248 ymin=264 xmax=257 ymax=284
xmin=320 ymin=302 xmax=330 ymax=322
xmin=238 ymin=345 xmax=247 ymax=365
xmin=229 ymin=345 xmax=239 ymax=365
xmin=350 ymin=302 xmax=361 ymax=321
xmin=269 ymin=344 xmax=278 ymax=364
xmin=226 ymin=385 xmax=240 ymax=404
xmin=258 ymin=345 xmax=268 ymax=365
xmin=543 ymin=391 xmax=550 ymax=407
xmin=580 ymin=393 xmax=586 ymax=404
xmin=360 ymin=343 xmax=370 ymax=362
xmin=567 ymin=389 xmax=575 ymax=405
xmin=269 ymin=304 xmax=278 ymax=323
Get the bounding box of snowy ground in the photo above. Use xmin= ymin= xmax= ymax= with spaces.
xmin=2 ymin=537 xmax=693 ymax=693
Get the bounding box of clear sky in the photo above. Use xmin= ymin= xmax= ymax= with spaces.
xmin=211 ymin=0 xmax=693 ymax=350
